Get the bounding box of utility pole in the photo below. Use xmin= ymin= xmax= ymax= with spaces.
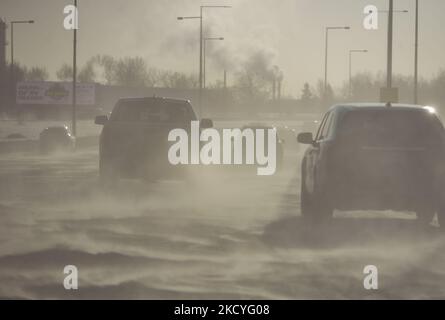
xmin=0 ymin=20 xmax=6 ymax=113
xmin=223 ymin=69 xmax=227 ymax=107
xmin=199 ymin=6 xmax=203 ymax=116
xmin=324 ymin=28 xmax=328 ymax=95
xmin=10 ymin=20 xmax=34 ymax=120
xmin=72 ymin=0 xmax=77 ymax=137
xmin=386 ymin=0 xmax=394 ymax=89
xmin=178 ymin=5 xmax=230 ymax=117
xmin=414 ymin=0 xmax=419 ymax=104
xmin=10 ymin=23 xmax=13 ymax=95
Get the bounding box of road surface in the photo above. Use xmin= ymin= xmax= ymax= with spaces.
xmin=0 ymin=133 xmax=444 ymax=299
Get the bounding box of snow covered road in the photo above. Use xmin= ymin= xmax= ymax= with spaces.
xmin=0 ymin=132 xmax=444 ymax=299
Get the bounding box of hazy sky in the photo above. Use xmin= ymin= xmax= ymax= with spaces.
xmin=1 ymin=0 xmax=445 ymax=97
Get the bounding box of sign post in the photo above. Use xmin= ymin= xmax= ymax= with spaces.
xmin=380 ymin=87 xmax=399 ymax=104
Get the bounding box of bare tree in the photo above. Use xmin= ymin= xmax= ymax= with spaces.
xmin=159 ymin=71 xmax=198 ymax=89
xmin=7 ymin=62 xmax=27 ymax=83
xmin=78 ymin=61 xmax=96 ymax=83
xmin=25 ymin=66 xmax=49 ymax=81
xmin=112 ymin=57 xmax=148 ymax=87
xmin=300 ymin=82 xmax=313 ymax=102
xmin=56 ymin=64 xmax=73 ymax=81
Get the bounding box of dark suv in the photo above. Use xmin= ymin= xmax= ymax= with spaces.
xmin=95 ymin=97 xmax=212 ymax=182
xmin=297 ymin=103 xmax=445 ymax=228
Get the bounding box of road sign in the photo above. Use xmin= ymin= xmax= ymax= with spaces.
xmin=16 ymin=81 xmax=95 ymax=105
xmin=380 ymin=87 xmax=399 ymax=103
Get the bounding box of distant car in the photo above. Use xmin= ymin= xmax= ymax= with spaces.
xmin=6 ymin=133 xmax=27 ymax=140
xmin=95 ymin=96 xmax=212 ymax=182
xmin=39 ymin=125 xmax=75 ymax=154
xmin=297 ymin=103 xmax=445 ymax=228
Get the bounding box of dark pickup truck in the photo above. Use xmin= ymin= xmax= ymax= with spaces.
xmin=94 ymin=96 xmax=212 ymax=182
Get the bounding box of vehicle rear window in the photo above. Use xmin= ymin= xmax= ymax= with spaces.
xmin=110 ymin=100 xmax=195 ymax=122
xmin=337 ymin=109 xmax=445 ymax=147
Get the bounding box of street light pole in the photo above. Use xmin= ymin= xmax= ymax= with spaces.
xmin=10 ymin=21 xmax=34 ymax=91
xmin=324 ymin=27 xmax=328 ymax=95
xmin=414 ymin=0 xmax=419 ymax=104
xmin=199 ymin=6 xmax=203 ymax=115
xmin=10 ymin=20 xmax=34 ymax=118
xmin=10 ymin=23 xmax=13 ymax=86
xmin=349 ymin=49 xmax=368 ymax=98
xmin=203 ymin=37 xmax=224 ymax=89
xmin=203 ymin=38 xmax=206 ymax=89
xmin=377 ymin=4 xmax=407 ymax=104
xmin=72 ymin=0 xmax=78 ymax=137
xmin=387 ymin=0 xmax=394 ymax=89
xmin=178 ymin=5 xmax=230 ymax=117
xmin=324 ymin=26 xmax=350 ymax=97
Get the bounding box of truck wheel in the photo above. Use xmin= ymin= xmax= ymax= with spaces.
xmin=300 ymin=178 xmax=312 ymax=219
xmin=300 ymin=172 xmax=333 ymax=225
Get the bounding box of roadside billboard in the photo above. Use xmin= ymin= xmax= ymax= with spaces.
xmin=16 ymin=81 xmax=96 ymax=105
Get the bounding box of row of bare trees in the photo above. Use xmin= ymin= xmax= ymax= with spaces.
xmin=6 ymin=63 xmax=49 ymax=82
xmin=55 ymin=55 xmax=199 ymax=89
xmin=296 ymin=71 xmax=445 ymax=113
xmin=8 ymin=56 xmax=199 ymax=89
xmin=11 ymin=54 xmax=445 ymax=112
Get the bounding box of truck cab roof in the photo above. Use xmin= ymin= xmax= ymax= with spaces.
xmin=329 ymin=103 xmax=437 ymax=113
xmin=117 ymin=96 xmax=191 ymax=104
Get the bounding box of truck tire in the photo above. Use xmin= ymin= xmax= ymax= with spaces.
xmin=300 ymin=167 xmax=333 ymax=225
